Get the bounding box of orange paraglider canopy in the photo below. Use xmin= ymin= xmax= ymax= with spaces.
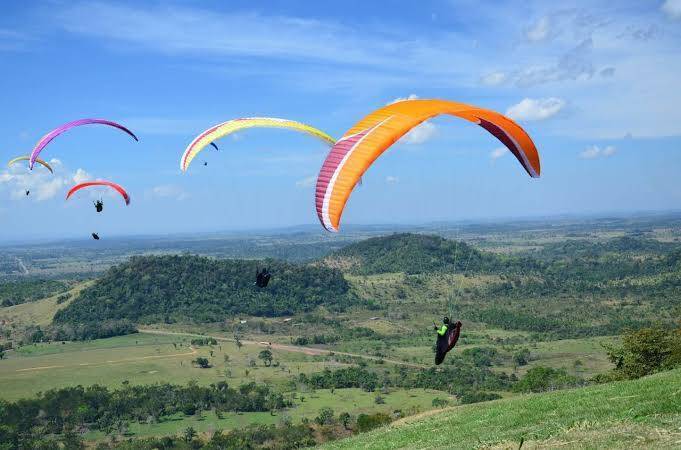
xmin=315 ymin=99 xmax=541 ymax=232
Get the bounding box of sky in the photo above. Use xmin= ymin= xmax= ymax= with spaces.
xmin=1 ymin=0 xmax=680 ymax=241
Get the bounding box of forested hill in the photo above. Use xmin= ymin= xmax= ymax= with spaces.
xmin=321 ymin=233 xmax=533 ymax=275
xmin=54 ymin=255 xmax=354 ymax=324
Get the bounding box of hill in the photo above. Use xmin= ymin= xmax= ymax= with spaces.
xmin=54 ymin=255 xmax=354 ymax=324
xmin=321 ymin=233 xmax=530 ymax=275
xmin=324 ymin=368 xmax=681 ymax=449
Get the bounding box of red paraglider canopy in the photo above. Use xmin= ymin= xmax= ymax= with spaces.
xmin=66 ymin=181 xmax=130 ymax=205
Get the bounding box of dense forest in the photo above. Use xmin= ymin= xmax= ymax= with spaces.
xmin=54 ymin=255 xmax=355 ymax=324
xmin=0 ymin=279 xmax=70 ymax=307
xmin=323 ymin=233 xmax=535 ymax=275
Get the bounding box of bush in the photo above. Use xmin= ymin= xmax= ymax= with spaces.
xmin=513 ymin=366 xmax=582 ymax=393
xmin=356 ymin=412 xmax=391 ymax=432
xmin=459 ymin=391 xmax=502 ymax=404
xmin=604 ymin=326 xmax=681 ymax=380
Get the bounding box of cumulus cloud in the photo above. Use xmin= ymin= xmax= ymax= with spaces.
xmin=389 ymin=94 xmax=420 ymax=104
xmin=490 ymin=147 xmax=508 ymax=161
xmin=0 ymin=160 xmax=92 ymax=202
xmin=480 ymin=71 xmax=507 ymax=86
xmin=579 ymin=145 xmax=617 ymax=159
xmin=72 ymin=168 xmax=91 ymax=184
xmin=662 ymin=0 xmax=681 ymax=20
xmin=506 ymin=98 xmax=566 ymax=121
xmin=295 ymin=175 xmax=316 ymax=188
xmin=387 ymin=95 xmax=437 ymax=145
xmin=385 ymin=176 xmax=399 ymax=184
xmin=148 ymin=184 xmax=189 ymax=200
xmin=401 ymin=121 xmax=436 ymax=145
xmin=516 ymin=39 xmax=595 ymax=86
xmin=525 ymin=16 xmax=551 ymax=42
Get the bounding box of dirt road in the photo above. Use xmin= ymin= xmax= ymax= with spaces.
xmin=139 ymin=328 xmax=428 ymax=369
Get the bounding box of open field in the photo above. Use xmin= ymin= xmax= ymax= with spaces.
xmin=0 ymin=332 xmax=334 ymax=401
xmin=324 ymin=368 xmax=681 ymax=449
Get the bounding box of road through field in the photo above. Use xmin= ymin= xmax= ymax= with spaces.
xmin=139 ymin=328 xmax=428 ymax=369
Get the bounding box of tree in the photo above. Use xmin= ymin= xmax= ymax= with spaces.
xmin=183 ymin=426 xmax=197 ymax=443
xmin=339 ymin=412 xmax=352 ymax=430
xmin=604 ymin=326 xmax=681 ymax=379
xmin=258 ymin=349 xmax=273 ymax=367
xmin=193 ymin=357 xmax=211 ymax=369
xmin=513 ymin=348 xmax=531 ymax=367
xmin=314 ymin=407 xmax=335 ymax=426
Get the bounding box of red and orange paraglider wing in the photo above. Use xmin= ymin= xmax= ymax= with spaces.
xmin=66 ymin=181 xmax=130 ymax=205
xmin=315 ymin=99 xmax=540 ymax=232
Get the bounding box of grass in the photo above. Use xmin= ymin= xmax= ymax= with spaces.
xmin=0 ymin=280 xmax=93 ymax=327
xmin=323 ymin=368 xmax=681 ymax=449
xmin=0 ymin=333 xmax=331 ymax=401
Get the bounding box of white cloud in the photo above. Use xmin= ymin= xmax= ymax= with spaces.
xmin=506 ymin=98 xmax=565 ymax=122
xmin=72 ymin=168 xmax=91 ymax=184
xmin=389 ymin=94 xmax=420 ymax=104
xmin=148 ymin=184 xmax=189 ymax=201
xmin=480 ymin=71 xmax=506 ymax=86
xmin=401 ymin=121 xmax=436 ymax=145
xmin=0 ymin=162 xmax=92 ymax=202
xmin=515 ymin=39 xmax=595 ymax=86
xmin=579 ymin=145 xmax=617 ymax=159
xmin=295 ymin=175 xmax=316 ymax=188
xmin=525 ymin=16 xmax=550 ymax=42
xmin=662 ymin=0 xmax=681 ymax=20
xmin=385 ymin=176 xmax=399 ymax=184
xmin=490 ymin=147 xmax=508 ymax=161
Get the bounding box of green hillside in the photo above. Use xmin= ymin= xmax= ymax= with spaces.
xmin=323 ymin=233 xmax=505 ymax=275
xmin=324 ymin=368 xmax=681 ymax=449
xmin=54 ymin=255 xmax=354 ymax=324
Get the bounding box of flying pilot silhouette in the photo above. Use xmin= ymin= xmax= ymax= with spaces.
xmin=94 ymin=200 xmax=104 ymax=213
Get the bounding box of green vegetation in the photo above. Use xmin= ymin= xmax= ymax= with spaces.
xmin=324 ymin=368 xmax=681 ymax=449
xmin=0 ymin=279 xmax=70 ymax=307
xmin=2 ymin=220 xmax=681 ymax=448
xmin=0 ymin=381 xmax=288 ymax=448
xmin=600 ymin=325 xmax=681 ymax=381
xmin=55 ymin=255 xmax=355 ymax=324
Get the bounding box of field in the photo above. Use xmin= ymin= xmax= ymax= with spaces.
xmin=324 ymin=368 xmax=681 ymax=449
xmin=1 ymin=214 xmax=680 ymax=448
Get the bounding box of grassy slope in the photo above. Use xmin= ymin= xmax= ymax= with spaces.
xmin=0 ymin=280 xmax=93 ymax=327
xmin=325 ymin=368 xmax=681 ymax=449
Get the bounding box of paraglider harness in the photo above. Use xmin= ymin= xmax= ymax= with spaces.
xmin=94 ymin=199 xmax=104 ymax=213
xmin=434 ymin=317 xmax=462 ymax=365
xmin=91 ymin=233 xmax=100 ymax=240
xmin=255 ymin=268 xmax=271 ymax=288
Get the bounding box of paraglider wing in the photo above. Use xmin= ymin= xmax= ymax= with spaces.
xmin=29 ymin=119 xmax=138 ymax=169
xmin=435 ymin=321 xmax=462 ymax=365
xmin=66 ymin=181 xmax=130 ymax=205
xmin=8 ymin=156 xmax=54 ymax=174
xmin=180 ymin=118 xmax=336 ymax=172
xmin=315 ymin=99 xmax=541 ymax=232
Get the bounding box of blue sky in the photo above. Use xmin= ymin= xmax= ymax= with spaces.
xmin=1 ymin=0 xmax=680 ymax=240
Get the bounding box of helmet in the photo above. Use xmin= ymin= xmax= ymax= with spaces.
xmin=443 ymin=316 xmax=450 ymax=324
